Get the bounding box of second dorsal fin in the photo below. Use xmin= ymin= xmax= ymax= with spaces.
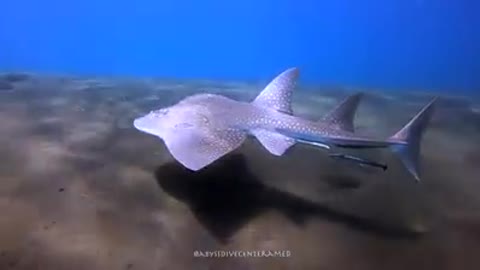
xmin=321 ymin=93 xmax=363 ymax=132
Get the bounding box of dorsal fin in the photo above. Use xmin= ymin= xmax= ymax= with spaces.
xmin=321 ymin=93 xmax=363 ymax=132
xmin=252 ymin=67 xmax=299 ymax=114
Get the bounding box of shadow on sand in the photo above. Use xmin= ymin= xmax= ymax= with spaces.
xmin=154 ymin=153 xmax=424 ymax=243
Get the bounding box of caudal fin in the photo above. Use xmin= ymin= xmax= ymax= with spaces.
xmin=388 ymin=97 xmax=437 ymax=182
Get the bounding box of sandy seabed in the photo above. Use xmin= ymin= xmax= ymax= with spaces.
xmin=0 ymin=72 xmax=480 ymax=270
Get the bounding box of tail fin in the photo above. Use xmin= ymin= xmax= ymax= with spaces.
xmin=388 ymin=97 xmax=437 ymax=182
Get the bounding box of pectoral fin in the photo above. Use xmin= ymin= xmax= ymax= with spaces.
xmin=162 ymin=127 xmax=246 ymax=171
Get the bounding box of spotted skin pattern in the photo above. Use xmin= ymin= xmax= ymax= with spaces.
xmin=252 ymin=67 xmax=298 ymax=114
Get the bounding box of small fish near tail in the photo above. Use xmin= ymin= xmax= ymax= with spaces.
xmin=388 ymin=97 xmax=438 ymax=182
xmin=328 ymin=153 xmax=388 ymax=171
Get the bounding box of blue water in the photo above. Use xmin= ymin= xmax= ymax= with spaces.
xmin=1 ymin=0 xmax=479 ymax=92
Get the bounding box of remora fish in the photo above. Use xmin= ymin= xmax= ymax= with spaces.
xmin=328 ymin=153 xmax=388 ymax=171
xmin=134 ymin=68 xmax=436 ymax=182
